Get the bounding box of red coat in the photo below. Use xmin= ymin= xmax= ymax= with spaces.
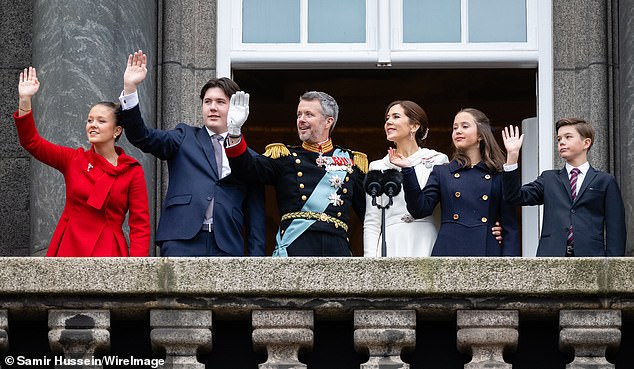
xmin=14 ymin=111 xmax=150 ymax=257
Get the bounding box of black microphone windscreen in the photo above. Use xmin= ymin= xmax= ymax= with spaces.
xmin=381 ymin=169 xmax=403 ymax=196
xmin=364 ymin=170 xmax=384 ymax=197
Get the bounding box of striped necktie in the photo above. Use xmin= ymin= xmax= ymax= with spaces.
xmin=566 ymin=168 xmax=581 ymax=255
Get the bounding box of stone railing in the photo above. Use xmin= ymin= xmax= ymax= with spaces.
xmin=0 ymin=257 xmax=632 ymax=368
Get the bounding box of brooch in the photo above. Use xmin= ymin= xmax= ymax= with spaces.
xmin=328 ymin=193 xmax=343 ymax=206
xmin=401 ymin=214 xmax=414 ymax=223
xmin=329 ymin=175 xmax=343 ymax=189
xmin=87 ymin=163 xmax=94 ymax=172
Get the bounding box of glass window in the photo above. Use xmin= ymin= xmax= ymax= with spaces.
xmin=403 ymin=0 xmax=460 ymax=43
xmin=242 ymin=0 xmax=300 ymax=43
xmin=308 ymin=0 xmax=365 ymax=43
xmin=469 ymin=0 xmax=527 ymax=42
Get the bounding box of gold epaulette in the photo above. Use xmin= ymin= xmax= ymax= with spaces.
xmin=353 ymin=151 xmax=368 ymax=173
xmin=264 ymin=143 xmax=291 ymax=159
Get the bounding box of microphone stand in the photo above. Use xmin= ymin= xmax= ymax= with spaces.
xmin=375 ymin=196 xmax=394 ymax=257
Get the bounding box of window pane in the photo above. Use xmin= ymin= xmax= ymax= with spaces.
xmin=243 ymin=0 xmax=300 ymax=43
xmin=403 ymin=0 xmax=461 ymax=43
xmin=469 ymin=0 xmax=527 ymax=42
xmin=308 ymin=0 xmax=365 ymax=43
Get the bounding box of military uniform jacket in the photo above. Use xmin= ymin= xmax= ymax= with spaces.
xmin=226 ymin=138 xmax=366 ymax=242
xmin=402 ymin=160 xmax=520 ymax=256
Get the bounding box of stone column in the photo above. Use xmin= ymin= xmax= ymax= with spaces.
xmin=0 ymin=310 xmax=9 ymax=355
xmin=618 ymin=0 xmax=634 ymax=256
xmin=456 ymin=310 xmax=518 ymax=369
xmin=0 ymin=0 xmax=33 ymax=256
xmin=553 ymin=0 xmax=611 ymax=170
xmin=30 ymin=0 xmax=157 ymax=255
xmin=48 ymin=310 xmax=110 ymax=368
xmin=252 ymin=310 xmax=314 ymax=369
xmin=157 ymin=0 xmax=218 ymax=213
xmin=559 ymin=310 xmax=621 ymax=368
xmin=354 ymin=310 xmax=416 ymax=369
xmin=150 ymin=309 xmax=213 ymax=369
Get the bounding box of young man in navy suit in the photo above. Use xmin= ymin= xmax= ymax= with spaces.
xmin=502 ymin=118 xmax=626 ymax=256
xmin=117 ymin=50 xmax=265 ymax=256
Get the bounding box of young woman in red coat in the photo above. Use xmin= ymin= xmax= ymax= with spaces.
xmin=13 ymin=67 xmax=150 ymax=257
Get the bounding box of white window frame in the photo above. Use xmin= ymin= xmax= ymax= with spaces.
xmin=217 ymin=0 xmax=554 ymax=256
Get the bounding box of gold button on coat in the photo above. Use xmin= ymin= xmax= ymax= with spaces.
xmin=301 ymin=195 xmax=307 ymax=201
xmin=299 ymin=183 xmax=305 ymax=189
xmin=453 ymin=214 xmax=459 ymax=220
xmin=297 ymin=172 xmax=303 ymax=177
xmin=337 ymin=212 xmax=342 ymax=217
xmin=482 ymin=195 xmax=488 ymax=200
xmin=454 ymin=173 xmax=460 ymax=178
xmin=295 ymin=159 xmax=301 ymax=164
xmin=481 ymin=217 xmax=488 ymax=223
xmin=345 ymin=177 xmax=350 ymax=182
xmin=455 ymin=191 xmax=461 ymax=198
xmin=292 ymin=153 xmax=298 ymax=157
xmin=343 ymin=188 xmax=348 ymax=194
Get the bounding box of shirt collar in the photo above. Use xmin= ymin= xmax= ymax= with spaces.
xmin=565 ymin=161 xmax=589 ymax=175
xmin=204 ymin=127 xmax=228 ymax=139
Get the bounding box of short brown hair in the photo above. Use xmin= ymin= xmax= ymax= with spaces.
xmin=199 ymin=78 xmax=240 ymax=101
xmin=556 ymin=118 xmax=594 ymax=150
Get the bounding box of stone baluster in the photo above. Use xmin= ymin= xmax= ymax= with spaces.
xmin=48 ymin=310 xmax=110 ymax=369
xmin=252 ymin=310 xmax=314 ymax=369
xmin=0 ymin=310 xmax=8 ymax=358
xmin=150 ymin=309 xmax=213 ymax=369
xmin=559 ymin=309 xmax=621 ymax=369
xmin=354 ymin=310 xmax=416 ymax=369
xmin=456 ymin=310 xmax=518 ymax=369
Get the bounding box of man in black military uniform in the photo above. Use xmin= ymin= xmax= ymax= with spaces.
xmin=225 ymin=91 xmax=367 ymax=256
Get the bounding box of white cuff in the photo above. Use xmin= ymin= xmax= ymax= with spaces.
xmin=119 ymin=90 xmax=139 ymax=110
xmin=224 ymin=136 xmax=242 ymax=148
xmin=503 ymin=163 xmax=519 ymax=172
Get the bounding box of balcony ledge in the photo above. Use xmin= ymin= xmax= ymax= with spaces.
xmin=0 ymin=257 xmax=631 ymax=318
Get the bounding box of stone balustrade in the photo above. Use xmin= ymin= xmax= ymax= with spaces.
xmin=0 ymin=257 xmax=632 ymax=368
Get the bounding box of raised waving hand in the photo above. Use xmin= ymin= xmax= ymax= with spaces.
xmin=227 ymin=91 xmax=250 ymax=137
xmin=123 ymin=50 xmax=148 ymax=95
xmin=17 ymin=67 xmax=40 ymax=116
xmin=502 ymin=125 xmax=524 ymax=165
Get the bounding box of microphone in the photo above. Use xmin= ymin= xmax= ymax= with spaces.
xmin=364 ymin=170 xmax=384 ymax=207
xmin=364 ymin=170 xmax=384 ymax=197
xmin=381 ymin=169 xmax=403 ymax=198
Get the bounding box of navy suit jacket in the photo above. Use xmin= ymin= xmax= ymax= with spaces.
xmin=503 ymin=166 xmax=626 ymax=256
xmin=402 ymin=161 xmax=520 ymax=256
xmin=118 ymin=105 xmax=266 ymax=256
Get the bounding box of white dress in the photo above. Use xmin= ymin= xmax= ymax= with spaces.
xmin=363 ymin=148 xmax=449 ymax=257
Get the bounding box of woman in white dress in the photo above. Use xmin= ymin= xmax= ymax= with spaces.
xmin=363 ymin=101 xmax=448 ymax=257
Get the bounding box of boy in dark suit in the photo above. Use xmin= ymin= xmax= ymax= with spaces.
xmin=502 ymin=118 xmax=626 ymax=256
xmin=117 ymin=50 xmax=265 ymax=256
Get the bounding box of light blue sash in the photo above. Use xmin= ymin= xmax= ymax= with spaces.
xmin=273 ymin=149 xmax=349 ymax=257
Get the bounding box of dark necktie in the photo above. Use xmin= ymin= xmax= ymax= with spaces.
xmin=566 ymin=168 xmax=581 ymax=256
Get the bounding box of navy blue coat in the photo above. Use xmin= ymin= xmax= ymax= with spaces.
xmin=402 ymin=160 xmax=520 ymax=256
xmin=503 ymin=166 xmax=625 ymax=256
xmin=118 ymin=105 xmax=266 ymax=256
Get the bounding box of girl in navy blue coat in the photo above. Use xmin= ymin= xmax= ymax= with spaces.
xmin=389 ymin=108 xmax=520 ymax=256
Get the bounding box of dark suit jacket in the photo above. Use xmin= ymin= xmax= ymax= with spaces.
xmin=503 ymin=166 xmax=626 ymax=256
xmin=118 ymin=105 xmax=266 ymax=256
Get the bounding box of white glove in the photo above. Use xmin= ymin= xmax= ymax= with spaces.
xmin=227 ymin=91 xmax=250 ymax=137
